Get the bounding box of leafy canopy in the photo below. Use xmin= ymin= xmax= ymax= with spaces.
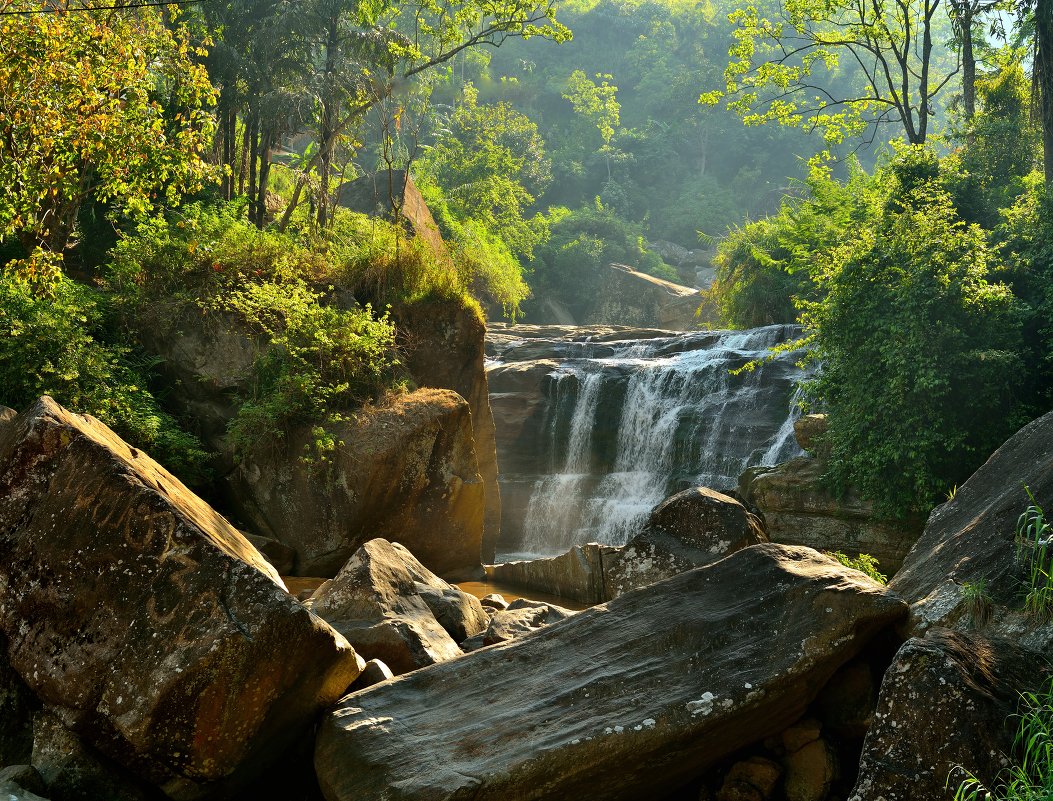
xmin=0 ymin=2 xmax=217 ymax=276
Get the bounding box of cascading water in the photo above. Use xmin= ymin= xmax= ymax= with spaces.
xmin=487 ymin=324 xmax=809 ymax=559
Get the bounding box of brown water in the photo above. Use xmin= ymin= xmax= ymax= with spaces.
xmin=456 ymin=580 xmax=594 ymax=612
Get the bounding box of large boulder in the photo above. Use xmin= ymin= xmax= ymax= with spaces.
xmin=310 ymin=539 xmax=486 ymax=674
xmin=849 ymin=629 xmax=1043 ymax=801
xmin=228 ymin=388 xmax=486 ymax=578
xmin=315 ymin=544 xmax=907 ymax=801
xmin=587 ymin=264 xmax=703 ymax=330
xmin=486 ymin=542 xmax=617 ymax=606
xmin=891 ymin=408 xmax=1053 ymax=654
xmin=0 ymin=398 xmax=364 ymax=799
xmin=604 ymin=486 xmax=768 ymax=599
xmin=392 ymin=298 xmax=502 ymax=561
xmin=740 ymin=458 xmax=922 ymax=575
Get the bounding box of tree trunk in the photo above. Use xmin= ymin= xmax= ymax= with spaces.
xmin=962 ymin=7 xmax=976 ymax=121
xmin=1038 ymin=0 xmax=1053 ymax=186
xmin=247 ymin=114 xmax=259 ymax=226
xmin=256 ymin=128 xmax=274 ymax=227
xmin=317 ymin=20 xmax=340 ymax=229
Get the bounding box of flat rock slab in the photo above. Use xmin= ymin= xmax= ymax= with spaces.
xmin=316 ymin=544 xmax=907 ymax=801
xmin=0 ymin=398 xmax=363 ymax=799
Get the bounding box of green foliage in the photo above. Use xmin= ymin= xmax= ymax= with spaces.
xmin=828 ymin=551 xmax=888 ymax=584
xmin=953 ymin=677 xmax=1053 ymax=800
xmin=108 ymin=202 xmax=403 ymax=460
xmin=1016 ymin=490 xmax=1053 ymax=622
xmin=0 ymin=271 xmax=209 ymax=482
xmin=804 ymin=147 xmax=1024 ymax=515
xmin=528 ymin=200 xmax=665 ymax=319
xmin=960 ymin=579 xmax=993 ymax=627
xmin=562 ymin=70 xmax=621 ymax=147
xmin=0 ymin=4 xmax=216 ymax=267
xmin=709 ymin=164 xmax=868 ymax=327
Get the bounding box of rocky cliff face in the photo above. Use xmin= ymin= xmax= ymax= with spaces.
xmin=227 ymin=388 xmax=485 ymax=578
xmin=738 ymin=416 xmax=923 ymax=574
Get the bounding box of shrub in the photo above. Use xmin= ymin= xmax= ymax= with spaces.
xmin=953 ymin=677 xmax=1053 ymax=800
xmin=828 ymin=551 xmax=888 ymax=584
xmin=0 ymin=272 xmax=209 ymax=481
xmin=804 ymin=158 xmax=1023 ymax=516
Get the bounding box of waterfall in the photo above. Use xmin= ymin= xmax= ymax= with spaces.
xmin=489 ymin=324 xmax=808 ymax=560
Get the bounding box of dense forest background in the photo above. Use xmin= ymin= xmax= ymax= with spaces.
xmin=2 ymin=0 xmax=1053 ymax=518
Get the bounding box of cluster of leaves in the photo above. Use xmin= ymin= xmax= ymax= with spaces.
xmin=954 ymin=676 xmax=1053 ymax=800
xmin=108 ymin=203 xmax=402 ymax=460
xmin=0 ymin=272 xmax=209 ymax=481
xmin=0 ymin=2 xmax=216 ymax=272
xmin=828 ymin=551 xmax=888 ymax=584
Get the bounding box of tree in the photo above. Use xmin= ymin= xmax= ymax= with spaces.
xmin=702 ymin=0 xmax=960 ymax=146
xmin=562 ymin=70 xmax=621 ymax=179
xmin=802 ymin=147 xmax=1022 ymax=514
xmin=273 ymin=0 xmax=571 ymax=229
xmin=420 ymin=83 xmax=551 ymax=257
xmin=0 ymin=2 xmax=216 ymax=276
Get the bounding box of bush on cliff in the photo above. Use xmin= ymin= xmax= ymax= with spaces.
xmin=0 ymin=272 xmax=209 ymax=480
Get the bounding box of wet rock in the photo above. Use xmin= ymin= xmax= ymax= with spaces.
xmin=783 ymin=737 xmax=837 ymax=801
xmin=0 ymin=779 xmax=50 ymax=801
xmin=315 ymin=544 xmax=907 ymax=801
xmin=0 ymin=397 xmax=364 ymax=799
xmin=392 ymin=298 xmax=502 ymax=561
xmin=347 ymin=660 xmax=395 ymax=692
xmin=481 ymin=599 xmax=575 ymax=646
xmin=739 ymin=458 xmax=922 ymax=574
xmin=480 ymin=594 xmax=509 ymax=610
xmin=228 ymin=388 xmax=485 ymax=578
xmin=310 ymin=539 xmax=468 ymax=674
xmin=717 ymin=757 xmax=781 ymax=801
xmin=890 ymin=408 xmax=1053 ymax=654
xmin=605 ymin=487 xmax=768 ymax=599
xmin=849 ymin=629 xmax=1045 ymax=801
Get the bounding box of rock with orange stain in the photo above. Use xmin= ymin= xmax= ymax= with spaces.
xmin=0 ymin=397 xmax=364 ymax=800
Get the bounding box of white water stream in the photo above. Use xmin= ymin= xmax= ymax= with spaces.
xmin=508 ymin=325 xmax=806 ymax=557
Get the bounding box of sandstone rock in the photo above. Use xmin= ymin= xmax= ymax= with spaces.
xmin=315 ymin=544 xmax=907 ymax=801
xmin=480 ymin=594 xmax=508 ymax=610
xmin=849 ymin=629 xmax=1043 ymax=801
xmin=717 ymin=757 xmax=781 ymax=801
xmin=0 ymin=405 xmax=17 ymax=429
xmin=228 ymin=388 xmax=485 ymax=578
xmin=393 ymin=298 xmax=501 ymax=561
xmin=244 ymin=533 xmax=297 ymax=576
xmin=793 ymin=415 xmax=828 ymax=453
xmin=783 ymin=737 xmax=837 ymax=801
xmin=587 ymin=264 xmax=703 ymax=330
xmin=487 ymin=543 xmax=617 ymax=606
xmin=0 ymin=398 xmax=364 ymax=799
xmin=414 ymin=581 xmax=489 ymax=644
xmin=604 ymin=487 xmax=768 ymax=599
xmin=890 ymin=409 xmax=1053 ymax=653
xmin=481 ymin=598 xmax=575 ymax=646
xmin=135 ymin=307 xmax=260 ymax=453
xmin=739 ymin=458 xmax=922 ymax=574
xmin=310 ymin=539 xmax=466 ymax=675
xmin=347 ymin=660 xmax=395 ymax=693
xmin=780 ymin=719 xmax=822 ymax=755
